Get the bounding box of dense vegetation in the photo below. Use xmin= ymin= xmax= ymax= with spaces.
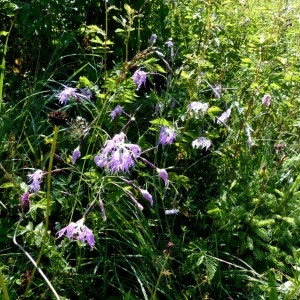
xmin=1 ymin=0 xmax=300 ymax=299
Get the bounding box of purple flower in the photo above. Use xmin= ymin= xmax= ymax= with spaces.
xmin=262 ymin=94 xmax=271 ymax=107
xmin=132 ymin=69 xmax=147 ymax=90
xmin=57 ymin=219 xmax=95 ymax=250
xmin=192 ymin=137 xmax=212 ymax=151
xmin=20 ymin=192 xmax=30 ymax=213
xmin=216 ymin=108 xmax=232 ymax=125
xmin=72 ymin=146 xmax=81 ymax=164
xmin=110 ymin=105 xmax=123 ymax=121
xmin=28 ymin=169 xmax=44 ymax=195
xmin=165 ymin=39 xmax=174 ymax=57
xmin=158 ymin=126 xmax=176 ymax=146
xmin=156 ymin=168 xmax=168 ymax=186
xmin=188 ymin=101 xmax=209 ymax=116
xmin=79 ymin=88 xmax=93 ymax=100
xmin=139 ymin=189 xmax=153 ymax=206
xmin=57 ymin=87 xmax=78 ymax=105
xmin=165 ymin=209 xmax=180 ymax=215
xmin=94 ymin=132 xmax=141 ymax=174
xmin=150 ymin=34 xmax=157 ymax=44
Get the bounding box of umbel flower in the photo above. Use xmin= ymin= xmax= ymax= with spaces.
xmin=188 ymin=101 xmax=209 ymax=117
xmin=132 ymin=69 xmax=147 ymax=90
xmin=262 ymin=94 xmax=271 ymax=107
xmin=28 ymin=169 xmax=44 ymax=195
xmin=57 ymin=218 xmax=95 ymax=250
xmin=158 ymin=126 xmax=176 ymax=146
xmin=192 ymin=137 xmax=212 ymax=151
xmin=94 ymin=132 xmax=141 ymax=174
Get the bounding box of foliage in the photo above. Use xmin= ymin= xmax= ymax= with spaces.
xmin=1 ymin=0 xmax=300 ymax=299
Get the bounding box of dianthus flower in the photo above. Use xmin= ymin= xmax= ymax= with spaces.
xmin=79 ymin=88 xmax=93 ymax=100
xmin=20 ymin=192 xmax=30 ymax=213
xmin=132 ymin=69 xmax=147 ymax=90
xmin=262 ymin=94 xmax=271 ymax=107
xmin=72 ymin=146 xmax=81 ymax=165
xmin=94 ymin=132 xmax=141 ymax=174
xmin=156 ymin=168 xmax=168 ymax=186
xmin=28 ymin=169 xmax=44 ymax=195
xmin=216 ymin=108 xmax=232 ymax=124
xmin=110 ymin=105 xmax=123 ymax=121
xmin=192 ymin=137 xmax=212 ymax=151
xmin=57 ymin=219 xmax=95 ymax=250
xmin=57 ymin=87 xmax=78 ymax=105
xmin=188 ymin=101 xmax=209 ymax=116
xmin=150 ymin=34 xmax=157 ymax=44
xmin=165 ymin=39 xmax=174 ymax=58
xmin=158 ymin=126 xmax=176 ymax=146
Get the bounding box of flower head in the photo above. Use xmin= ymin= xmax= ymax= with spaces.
xmin=262 ymin=94 xmax=271 ymax=107
xmin=150 ymin=34 xmax=157 ymax=44
xmin=110 ymin=105 xmax=123 ymax=121
xmin=57 ymin=87 xmax=78 ymax=105
xmin=139 ymin=189 xmax=153 ymax=206
xmin=192 ymin=137 xmax=212 ymax=151
xmin=79 ymin=88 xmax=93 ymax=100
xmin=48 ymin=110 xmax=68 ymax=126
xmin=57 ymin=219 xmax=95 ymax=250
xmin=94 ymin=132 xmax=141 ymax=174
xmin=28 ymin=169 xmax=44 ymax=195
xmin=165 ymin=39 xmax=174 ymax=57
xmin=156 ymin=168 xmax=168 ymax=186
xmin=188 ymin=101 xmax=209 ymax=117
xmin=20 ymin=192 xmax=30 ymax=213
xmin=132 ymin=69 xmax=147 ymax=90
xmin=158 ymin=126 xmax=176 ymax=146
xmin=216 ymin=108 xmax=232 ymax=125
xmin=72 ymin=146 xmax=81 ymax=164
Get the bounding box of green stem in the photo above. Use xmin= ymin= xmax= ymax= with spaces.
xmin=150 ymin=253 xmax=170 ymax=300
xmin=24 ymin=125 xmax=59 ymax=297
xmin=0 ymin=21 xmax=14 ymax=110
xmin=0 ymin=267 xmax=10 ymax=300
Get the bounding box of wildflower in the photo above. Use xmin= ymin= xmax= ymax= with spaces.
xmin=57 ymin=219 xmax=95 ymax=250
xmin=94 ymin=132 xmax=141 ymax=174
xmin=262 ymin=94 xmax=271 ymax=107
xmin=139 ymin=189 xmax=153 ymax=206
xmin=72 ymin=146 xmax=81 ymax=164
xmin=28 ymin=169 xmax=44 ymax=195
xmin=79 ymin=88 xmax=93 ymax=100
xmin=188 ymin=101 xmax=209 ymax=116
xmin=110 ymin=105 xmax=123 ymax=121
xmin=158 ymin=126 xmax=176 ymax=146
xmin=20 ymin=192 xmax=30 ymax=213
xmin=212 ymin=84 xmax=222 ymax=99
xmin=156 ymin=168 xmax=168 ymax=186
xmin=245 ymin=125 xmax=254 ymax=148
xmin=132 ymin=69 xmax=147 ymax=90
xmin=150 ymin=34 xmax=157 ymax=44
xmin=165 ymin=209 xmax=180 ymax=215
xmin=165 ymin=38 xmax=174 ymax=58
xmin=192 ymin=137 xmax=212 ymax=150
xmin=216 ymin=107 xmax=232 ymax=124
xmin=57 ymin=87 xmax=78 ymax=105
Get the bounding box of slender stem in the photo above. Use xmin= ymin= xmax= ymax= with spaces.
xmin=0 ymin=267 xmax=10 ymax=300
xmin=13 ymin=219 xmax=60 ymax=299
xmin=24 ymin=125 xmax=59 ymax=296
xmin=0 ymin=20 xmax=14 ymax=110
xmin=150 ymin=253 xmax=170 ymax=300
